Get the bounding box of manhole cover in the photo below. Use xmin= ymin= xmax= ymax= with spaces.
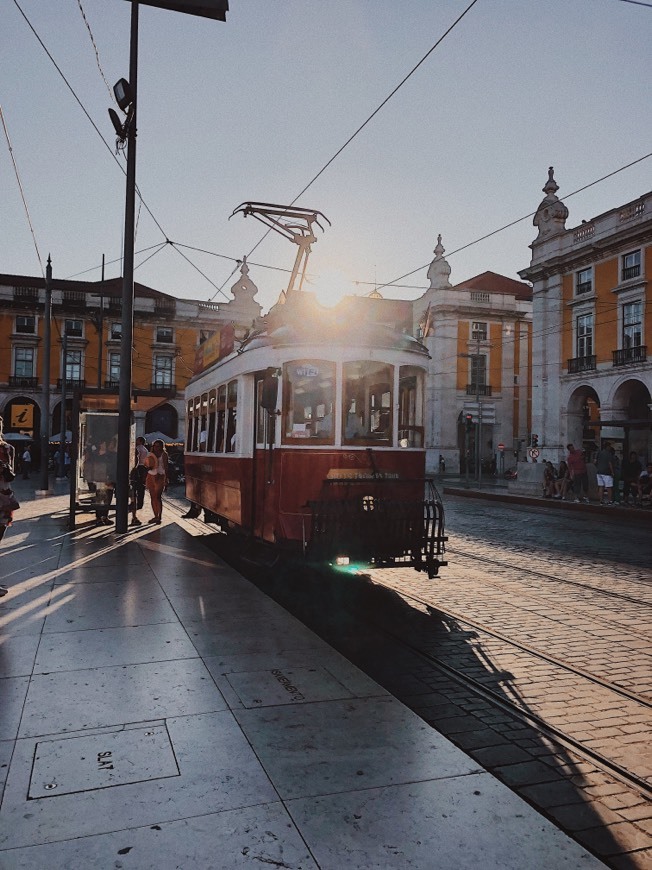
xmin=29 ymin=725 xmax=179 ymax=798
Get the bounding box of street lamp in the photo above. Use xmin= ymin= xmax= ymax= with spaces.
xmin=111 ymin=0 xmax=228 ymax=533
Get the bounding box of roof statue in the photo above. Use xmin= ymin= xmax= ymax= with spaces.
xmin=426 ymin=234 xmax=452 ymax=291
xmin=533 ymin=166 xmax=569 ymax=240
xmin=230 ymin=256 xmax=258 ymax=304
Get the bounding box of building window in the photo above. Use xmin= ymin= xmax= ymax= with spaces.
xmin=65 ymin=349 xmax=82 ymax=381
xmin=153 ymin=355 xmax=173 ymax=387
xmin=575 ymin=268 xmax=592 ymax=295
xmin=576 ymin=313 xmax=593 ymax=358
xmin=156 ymin=326 xmax=174 ymax=343
xmin=470 ymin=354 xmax=487 ymax=386
xmin=471 ymin=321 xmax=487 ymax=341
xmin=65 ymin=319 xmax=83 ymax=337
xmin=110 ymin=322 xmax=122 ymax=339
xmin=16 ymin=315 xmax=36 ymax=334
xmin=15 ymin=347 xmax=34 ymax=378
xmin=623 ymin=301 xmax=642 ymax=348
xmin=622 ymin=250 xmax=641 ymax=281
xmin=109 ymin=352 xmax=121 ymax=382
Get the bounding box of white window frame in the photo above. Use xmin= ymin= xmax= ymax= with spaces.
xmin=575 ymin=267 xmax=592 ymax=295
xmin=14 ymin=346 xmax=35 ymax=378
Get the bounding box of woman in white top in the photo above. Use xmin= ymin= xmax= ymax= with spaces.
xmin=145 ymin=439 xmax=169 ymax=524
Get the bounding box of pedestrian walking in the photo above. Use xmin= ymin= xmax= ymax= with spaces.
xmin=129 ymin=436 xmax=149 ymax=527
xmin=21 ymin=446 xmax=32 ymax=479
xmin=610 ymin=446 xmax=622 ymax=503
xmin=595 ymin=441 xmax=614 ymax=504
xmin=145 ymin=439 xmax=169 ymax=524
xmin=0 ymin=417 xmax=18 ymax=595
xmin=566 ymin=443 xmax=589 ymax=502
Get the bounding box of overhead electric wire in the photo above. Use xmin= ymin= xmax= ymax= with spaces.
xmin=376 ymin=151 xmax=652 ymax=294
xmin=237 ymin=0 xmax=482 ymax=285
xmin=0 ymin=105 xmax=45 ymax=278
xmin=76 ymin=0 xmax=117 ymax=107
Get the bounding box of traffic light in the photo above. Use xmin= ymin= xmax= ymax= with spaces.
xmin=465 ymin=413 xmax=473 ymax=430
xmin=531 ymin=433 xmax=538 ymax=448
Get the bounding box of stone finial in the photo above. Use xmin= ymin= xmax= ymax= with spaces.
xmin=230 ymin=255 xmax=258 ymax=303
xmin=533 ymin=166 xmax=569 ymax=240
xmin=427 ymin=233 xmax=452 ymax=291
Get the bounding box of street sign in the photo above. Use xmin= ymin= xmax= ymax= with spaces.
xmin=528 ymin=447 xmax=540 ymax=460
xmin=498 ymin=443 xmax=505 ymax=451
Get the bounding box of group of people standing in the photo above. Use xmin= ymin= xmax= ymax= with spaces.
xmin=542 ymin=442 xmax=651 ymax=506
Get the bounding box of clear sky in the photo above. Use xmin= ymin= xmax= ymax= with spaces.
xmin=1 ymin=0 xmax=650 ymax=313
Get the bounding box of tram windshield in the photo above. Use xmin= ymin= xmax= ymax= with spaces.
xmin=283 ymin=360 xmax=336 ymax=443
xmin=343 ymin=361 xmax=393 ymax=445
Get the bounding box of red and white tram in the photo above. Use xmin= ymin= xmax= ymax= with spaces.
xmin=184 ymin=291 xmax=446 ymax=577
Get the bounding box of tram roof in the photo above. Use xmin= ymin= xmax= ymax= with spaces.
xmin=244 ymin=292 xmax=428 ymax=356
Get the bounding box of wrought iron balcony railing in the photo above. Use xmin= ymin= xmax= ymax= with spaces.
xmin=567 ymin=355 xmax=596 ymax=373
xmin=465 ymin=383 xmax=492 ymax=396
xmin=8 ymin=376 xmax=38 ymax=388
xmin=613 ymin=345 xmax=646 ymax=367
xmin=622 ymin=264 xmax=641 ymax=281
xmin=150 ymin=382 xmax=177 ymax=393
xmin=57 ymin=378 xmax=86 ymax=390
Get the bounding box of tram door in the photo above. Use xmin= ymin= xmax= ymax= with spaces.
xmin=252 ymin=369 xmax=278 ymax=541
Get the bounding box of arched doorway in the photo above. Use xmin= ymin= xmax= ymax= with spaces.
xmin=145 ymin=403 xmax=178 ymax=438
xmin=566 ymin=386 xmax=600 ymax=461
xmin=52 ymin=400 xmax=73 ymax=439
xmin=611 ymin=378 xmax=652 ymax=460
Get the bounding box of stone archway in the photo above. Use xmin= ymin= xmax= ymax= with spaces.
xmin=145 ymin=403 xmax=178 ymax=438
xmin=565 ymin=385 xmax=601 ymax=458
xmin=610 ymin=378 xmax=652 ymax=459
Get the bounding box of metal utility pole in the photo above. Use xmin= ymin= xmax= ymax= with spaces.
xmin=38 ymin=256 xmax=52 ymax=494
xmin=97 ymin=254 xmax=105 ymax=389
xmin=57 ymin=331 xmax=68 ymax=480
xmin=476 ymin=332 xmax=483 ymax=486
xmin=115 ymin=2 xmax=139 ymax=533
xmin=113 ymin=0 xmax=229 ymax=533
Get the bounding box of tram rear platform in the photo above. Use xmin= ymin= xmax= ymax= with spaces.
xmin=0 ymin=483 xmax=604 ymax=868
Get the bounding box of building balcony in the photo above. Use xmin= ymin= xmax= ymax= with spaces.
xmin=613 ymin=345 xmax=646 ymax=367
xmin=621 ymin=265 xmax=641 ymax=281
xmin=567 ymin=355 xmax=596 ymax=374
xmin=57 ymin=378 xmax=86 ymax=390
xmin=60 ymin=290 xmax=86 ymax=308
xmin=465 ymin=383 xmax=492 ymax=396
xmin=104 ymin=379 xmax=120 ymax=390
xmin=8 ymin=376 xmax=38 ymax=389
xmin=150 ymin=382 xmax=177 ymax=393
xmin=13 ymin=286 xmax=39 ymax=304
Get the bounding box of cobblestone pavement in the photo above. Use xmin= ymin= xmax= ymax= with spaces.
xmin=189 ymin=492 xmax=652 ymax=870
xmin=364 ymin=497 xmax=652 ymax=870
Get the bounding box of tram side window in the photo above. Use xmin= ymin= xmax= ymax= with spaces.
xmin=398 ymin=367 xmax=424 ymax=447
xmin=207 ymin=390 xmax=217 ymax=452
xmin=199 ymin=393 xmax=208 ymax=452
xmin=225 ymin=380 xmax=238 ymax=453
xmin=216 ymin=385 xmax=226 ymax=453
xmin=282 ymin=360 xmax=335 ymax=443
xmin=256 ymin=378 xmax=276 ymax=448
xmin=186 ymin=400 xmax=194 ymax=451
xmin=192 ymin=397 xmax=201 ymax=451
xmin=342 ymin=361 xmax=393 ymax=445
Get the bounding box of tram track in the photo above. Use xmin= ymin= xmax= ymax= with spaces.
xmin=361 ymin=572 xmax=651 ymax=796
xmin=376 ymin=612 xmax=652 ymax=801
xmin=448 ymin=545 xmax=652 ymax=608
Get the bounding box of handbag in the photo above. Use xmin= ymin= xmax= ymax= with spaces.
xmin=1 ymin=464 xmax=15 ymax=483
xmin=0 ymin=490 xmax=20 ymax=512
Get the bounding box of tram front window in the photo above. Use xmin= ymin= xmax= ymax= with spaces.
xmin=283 ymin=360 xmax=335 ymax=444
xmin=343 ymin=361 xmax=393 ymax=445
